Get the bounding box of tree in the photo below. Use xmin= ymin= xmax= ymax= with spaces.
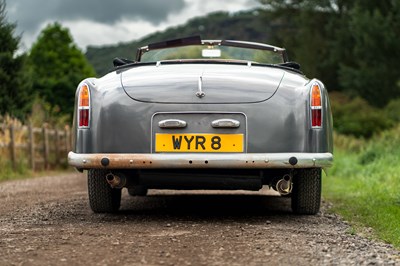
xmin=337 ymin=3 xmax=400 ymax=107
xmin=29 ymin=22 xmax=96 ymax=117
xmin=259 ymin=0 xmax=400 ymax=107
xmin=0 ymin=0 xmax=33 ymax=118
xmin=259 ymin=0 xmax=344 ymax=90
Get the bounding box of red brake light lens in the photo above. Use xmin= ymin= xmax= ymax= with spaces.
xmin=310 ymin=83 xmax=322 ymax=128
xmin=78 ymin=84 xmax=90 ymax=128
xmin=311 ymin=109 xmax=322 ymax=127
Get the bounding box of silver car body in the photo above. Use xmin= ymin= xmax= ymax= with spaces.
xmin=68 ymin=37 xmax=333 ymax=214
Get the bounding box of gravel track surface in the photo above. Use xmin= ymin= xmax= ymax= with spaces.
xmin=0 ymin=172 xmax=399 ymax=265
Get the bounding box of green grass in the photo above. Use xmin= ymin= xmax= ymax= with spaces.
xmin=323 ymin=127 xmax=400 ymax=248
xmin=0 ymin=157 xmax=31 ymax=181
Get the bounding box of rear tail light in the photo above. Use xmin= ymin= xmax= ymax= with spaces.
xmin=78 ymin=84 xmax=90 ymax=128
xmin=310 ymin=83 xmax=322 ymax=128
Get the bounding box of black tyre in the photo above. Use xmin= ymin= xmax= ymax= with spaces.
xmin=291 ymin=168 xmax=321 ymax=215
xmin=128 ymin=186 xmax=148 ymax=196
xmin=87 ymin=169 xmax=121 ymax=213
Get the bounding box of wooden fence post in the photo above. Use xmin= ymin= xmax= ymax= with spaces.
xmin=43 ymin=126 xmax=49 ymax=170
xmin=55 ymin=129 xmax=60 ymax=165
xmin=9 ymin=125 xmax=16 ymax=170
xmin=28 ymin=123 xmax=35 ymax=171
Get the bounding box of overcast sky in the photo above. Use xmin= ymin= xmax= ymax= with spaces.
xmin=6 ymin=0 xmax=261 ymax=51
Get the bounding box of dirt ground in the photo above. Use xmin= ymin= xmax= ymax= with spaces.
xmin=0 ymin=172 xmax=399 ymax=266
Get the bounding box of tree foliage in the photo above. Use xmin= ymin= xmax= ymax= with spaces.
xmin=0 ymin=0 xmax=33 ymax=118
xmin=260 ymin=0 xmax=400 ymax=107
xmin=29 ymin=22 xmax=96 ymax=117
xmin=337 ymin=4 xmax=400 ymax=107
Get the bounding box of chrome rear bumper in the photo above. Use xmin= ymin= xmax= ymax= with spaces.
xmin=68 ymin=152 xmax=333 ymax=170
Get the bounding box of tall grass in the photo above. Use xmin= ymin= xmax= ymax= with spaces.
xmin=0 ymin=116 xmax=31 ymax=181
xmin=323 ymin=125 xmax=400 ymax=248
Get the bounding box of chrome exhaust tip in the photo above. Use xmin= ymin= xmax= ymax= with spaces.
xmin=275 ymin=174 xmax=293 ymax=195
xmin=106 ymin=173 xmax=126 ymax=189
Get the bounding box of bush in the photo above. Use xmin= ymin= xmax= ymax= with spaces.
xmin=330 ymin=92 xmax=392 ymax=138
xmin=384 ymin=98 xmax=400 ymax=124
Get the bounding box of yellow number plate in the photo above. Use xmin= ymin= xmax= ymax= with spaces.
xmin=155 ymin=133 xmax=244 ymax=152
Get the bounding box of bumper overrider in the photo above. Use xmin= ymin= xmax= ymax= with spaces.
xmin=68 ymin=152 xmax=333 ymax=170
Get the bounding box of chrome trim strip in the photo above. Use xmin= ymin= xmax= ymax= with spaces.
xmin=211 ymin=119 xmax=240 ymax=128
xmin=68 ymin=152 xmax=333 ymax=169
xmin=196 ymin=76 xmax=205 ymax=98
xmin=158 ymin=119 xmax=187 ymax=128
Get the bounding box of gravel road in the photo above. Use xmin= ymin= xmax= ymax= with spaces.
xmin=0 ymin=172 xmax=399 ymax=266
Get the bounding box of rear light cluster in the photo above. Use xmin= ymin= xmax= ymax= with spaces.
xmin=78 ymin=84 xmax=90 ymax=128
xmin=310 ymin=83 xmax=322 ymax=128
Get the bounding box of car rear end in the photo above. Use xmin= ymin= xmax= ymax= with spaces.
xmin=68 ymin=39 xmax=333 ymax=215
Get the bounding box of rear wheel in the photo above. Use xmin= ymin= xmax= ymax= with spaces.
xmin=291 ymin=168 xmax=321 ymax=215
xmin=88 ymin=169 xmax=121 ymax=213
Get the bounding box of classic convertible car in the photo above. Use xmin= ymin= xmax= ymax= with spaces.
xmin=68 ymin=36 xmax=333 ymax=214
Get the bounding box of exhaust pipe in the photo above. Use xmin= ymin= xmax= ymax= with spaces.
xmin=106 ymin=173 xmax=126 ymax=189
xmin=275 ymin=174 xmax=293 ymax=196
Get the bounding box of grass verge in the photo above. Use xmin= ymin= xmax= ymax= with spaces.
xmin=323 ymin=128 xmax=400 ymax=248
xmin=0 ymin=157 xmax=30 ymax=181
xmin=0 ymin=157 xmax=72 ymax=182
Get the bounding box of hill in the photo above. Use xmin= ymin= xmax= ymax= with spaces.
xmin=85 ymin=9 xmax=275 ymax=76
